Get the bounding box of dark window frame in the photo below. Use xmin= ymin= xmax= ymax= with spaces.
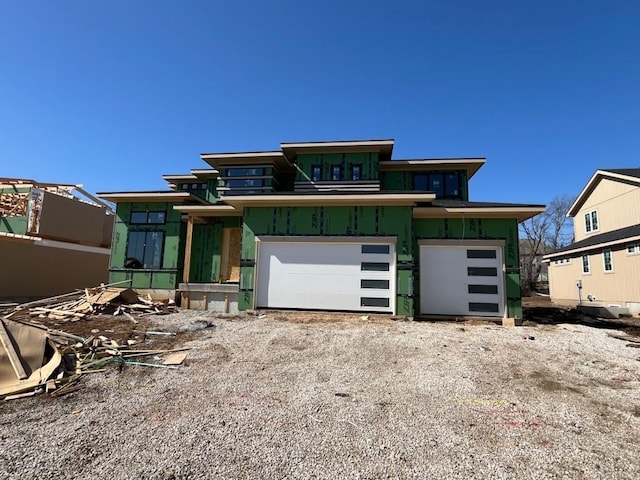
xmin=413 ymin=171 xmax=463 ymax=199
xmin=125 ymin=230 xmax=165 ymax=269
xmin=311 ymin=165 xmax=322 ymax=182
xmin=331 ymin=165 xmax=342 ymax=181
xmin=226 ymin=167 xmax=265 ymax=177
xmin=361 ymin=262 xmax=390 ymax=272
xmin=130 ymin=210 xmax=167 ymax=225
xmin=351 ymin=164 xmax=362 ymax=181
xmin=361 ymin=279 xmax=390 ymax=289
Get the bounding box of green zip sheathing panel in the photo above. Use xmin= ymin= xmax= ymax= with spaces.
xmin=295 ymin=153 xmax=379 ymax=182
xmin=413 ymin=217 xmax=522 ymax=318
xmin=0 ymin=216 xmax=27 ymax=234
xmin=380 ymin=170 xmax=469 ymax=200
xmin=188 ymin=216 xmax=241 ymax=283
xmin=108 ymin=202 xmax=182 ymax=290
xmin=239 ymin=205 xmax=413 ymax=315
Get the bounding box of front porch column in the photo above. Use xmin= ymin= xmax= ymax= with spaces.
xmin=183 ymin=215 xmax=194 ymax=283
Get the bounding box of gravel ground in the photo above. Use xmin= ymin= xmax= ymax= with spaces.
xmin=1 ymin=311 xmax=639 ymax=479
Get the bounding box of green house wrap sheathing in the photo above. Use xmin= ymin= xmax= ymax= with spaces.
xmin=108 ymin=202 xmax=183 ymax=290
xmin=295 ymin=153 xmax=379 ymax=182
xmin=413 ymin=217 xmax=522 ymax=318
xmin=239 ymin=205 xmax=414 ymax=316
xmin=0 ymin=216 xmax=28 ymax=234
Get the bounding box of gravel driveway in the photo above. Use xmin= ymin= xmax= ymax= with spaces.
xmin=1 ymin=312 xmax=639 ymax=479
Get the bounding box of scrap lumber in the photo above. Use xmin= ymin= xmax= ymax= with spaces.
xmin=0 ymin=319 xmax=28 ymax=379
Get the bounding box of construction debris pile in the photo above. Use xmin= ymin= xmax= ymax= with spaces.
xmin=0 ymin=191 xmax=29 ymax=217
xmin=3 ymin=285 xmax=178 ymax=323
xmin=0 ymin=284 xmax=183 ymax=401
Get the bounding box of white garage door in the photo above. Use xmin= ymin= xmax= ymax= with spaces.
xmin=420 ymin=244 xmax=505 ymax=317
xmin=256 ymin=239 xmax=395 ymax=313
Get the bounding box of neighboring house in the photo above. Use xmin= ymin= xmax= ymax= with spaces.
xmin=0 ymin=178 xmax=114 ymax=299
xmin=519 ymin=240 xmax=553 ymax=285
xmin=98 ymin=139 xmax=544 ymax=319
xmin=544 ymin=169 xmax=640 ymax=314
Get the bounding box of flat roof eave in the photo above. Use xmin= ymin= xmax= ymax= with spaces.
xmin=379 ymin=158 xmax=486 ymax=178
xmin=97 ymin=191 xmax=207 ymax=204
xmin=281 ymin=139 xmax=395 ymax=161
xmin=413 ymin=206 xmax=545 ymax=222
xmin=222 ymin=192 xmax=435 ymax=207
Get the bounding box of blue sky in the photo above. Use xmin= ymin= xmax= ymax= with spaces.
xmin=1 ymin=1 xmax=638 ymax=206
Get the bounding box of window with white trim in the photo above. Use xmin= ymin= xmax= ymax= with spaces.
xmin=554 ymin=258 xmax=571 ymax=265
xmin=603 ymin=249 xmax=613 ymax=272
xmin=581 ymin=255 xmax=590 ymax=274
xmin=627 ymin=244 xmax=640 ymax=255
xmin=584 ymin=210 xmax=598 ymax=233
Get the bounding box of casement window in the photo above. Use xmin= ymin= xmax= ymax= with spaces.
xmin=351 ymin=164 xmax=362 ymax=181
xmin=603 ymin=249 xmax=613 ymax=272
xmin=582 ymin=255 xmax=590 ymax=274
xmin=331 ymin=165 xmax=342 ymax=181
xmin=125 ymin=231 xmax=165 ymax=269
xmin=130 ymin=211 xmax=166 ymax=224
xmin=311 ymin=165 xmax=322 ymax=182
xmin=627 ymin=244 xmax=640 ymax=255
xmin=584 ymin=210 xmax=598 ymax=233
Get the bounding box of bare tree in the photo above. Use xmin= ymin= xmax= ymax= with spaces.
xmin=519 ymin=195 xmax=574 ymax=295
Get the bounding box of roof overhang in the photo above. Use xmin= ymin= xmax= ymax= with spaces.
xmin=281 ymin=139 xmax=394 ymax=162
xmin=173 ymin=205 xmax=242 ymax=217
xmin=200 ymin=151 xmax=290 ymax=170
xmin=97 ymin=191 xmax=207 ymax=204
xmin=190 ymin=169 xmax=220 ymax=180
xmin=543 ymin=233 xmax=640 ymax=261
xmin=222 ymin=192 xmax=435 ymax=208
xmin=161 ymin=174 xmax=198 ymax=182
xmin=568 ymin=169 xmax=640 ymax=217
xmin=0 ymin=231 xmax=111 ymax=254
xmin=379 ymin=158 xmax=486 ymax=179
xmin=413 ymin=205 xmax=545 ymax=222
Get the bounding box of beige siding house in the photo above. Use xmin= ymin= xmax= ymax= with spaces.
xmin=544 ymin=169 xmax=640 ymax=315
xmin=0 ymin=178 xmax=115 ymax=299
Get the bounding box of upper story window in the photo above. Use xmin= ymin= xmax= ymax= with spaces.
xmin=351 ymin=165 xmax=362 ymax=181
xmin=331 ymin=165 xmax=342 ymax=181
xmin=414 ymin=172 xmax=462 ymax=199
xmin=603 ymin=249 xmax=613 ymax=272
xmin=226 ymin=178 xmax=264 ymax=188
xmin=311 ymin=165 xmax=322 ymax=182
xmin=627 ymin=244 xmax=640 ymax=255
xmin=226 ymin=168 xmax=265 ymax=176
xmin=130 ymin=211 xmax=166 ymax=224
xmin=554 ymin=258 xmax=571 ymax=266
xmin=584 ymin=210 xmax=598 ymax=233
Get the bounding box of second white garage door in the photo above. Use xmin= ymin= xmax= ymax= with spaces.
xmin=420 ymin=244 xmax=505 ymax=317
xmin=256 ymin=239 xmax=395 ymax=313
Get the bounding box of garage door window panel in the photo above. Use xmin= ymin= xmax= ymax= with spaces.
xmin=469 ymin=302 xmax=500 ymax=313
xmin=361 ymin=262 xmax=390 ymax=271
xmin=467 ymin=249 xmax=497 ymax=259
xmin=467 ymin=267 xmax=498 ymax=276
xmin=361 ymin=297 xmax=390 ymax=308
xmin=361 ymin=279 xmax=390 ymax=289
xmin=468 ymin=284 xmax=499 ymax=294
